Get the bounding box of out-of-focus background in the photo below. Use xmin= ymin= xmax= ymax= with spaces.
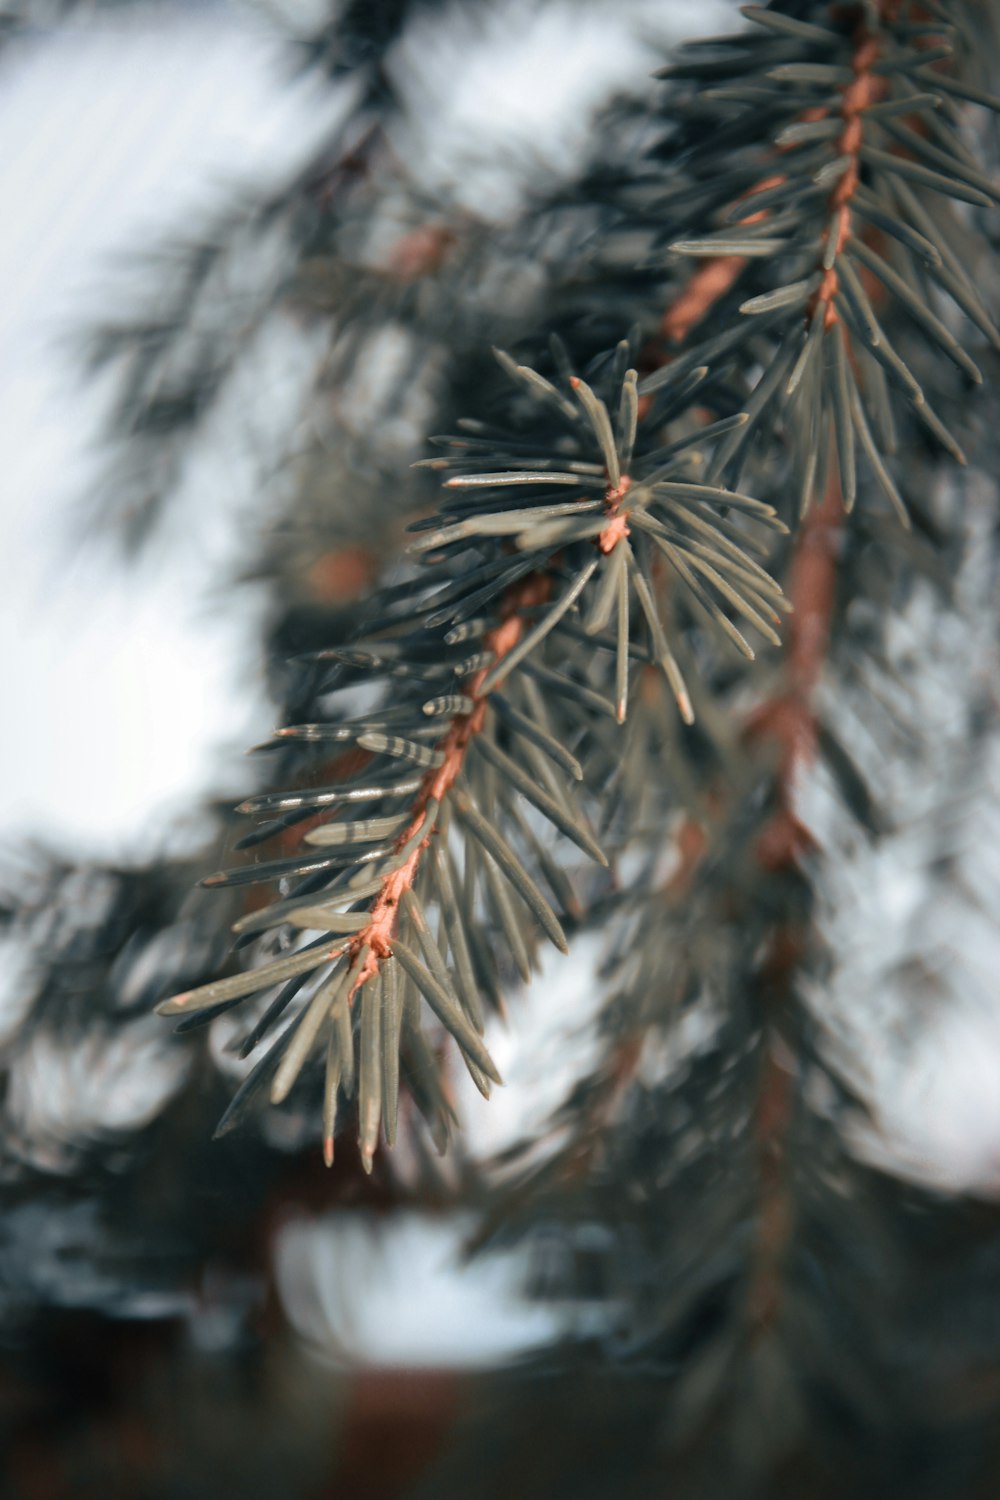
xmin=2 ymin=3 xmax=1000 ymax=1494
xmin=1 ymin=0 xmax=726 ymax=854
xmin=0 ymin=0 xmax=738 ymax=1382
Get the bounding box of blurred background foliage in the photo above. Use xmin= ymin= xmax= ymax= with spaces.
xmin=2 ymin=1 xmax=1000 ymax=1496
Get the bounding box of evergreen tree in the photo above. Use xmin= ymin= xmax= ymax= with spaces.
xmin=4 ymin=2 xmax=1000 ymax=1495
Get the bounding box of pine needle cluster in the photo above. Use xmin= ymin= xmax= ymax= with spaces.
xmin=154 ymin=1 xmax=1000 ymax=1192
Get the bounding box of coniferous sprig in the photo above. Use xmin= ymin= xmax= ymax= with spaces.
xmin=157 ymin=580 xmax=606 ymax=1167
xmin=155 ymin=564 xmax=602 ymax=1158
xmin=422 ymin=346 xmax=789 ymax=718
xmin=154 ymin=0 xmax=1000 ymax=1183
xmin=156 ymin=341 xmax=787 ymax=1165
xmin=641 ymin=1 xmax=1000 ymax=520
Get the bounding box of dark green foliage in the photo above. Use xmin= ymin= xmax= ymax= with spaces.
xmin=151 ymin=0 xmax=1000 ymax=1179
xmin=5 ymin=2 xmax=1000 ymax=1495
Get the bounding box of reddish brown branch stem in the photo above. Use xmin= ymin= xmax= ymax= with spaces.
xmin=749 ymin=472 xmax=844 ymax=870
xmin=346 ymin=573 xmax=552 ymax=998
xmin=813 ymin=27 xmax=889 ymax=327
xmin=743 ymin=470 xmax=844 ymax=1340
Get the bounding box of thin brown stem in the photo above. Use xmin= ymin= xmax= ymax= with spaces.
xmin=811 ymin=20 xmax=892 ymax=328
xmin=748 ymin=472 xmax=843 ymax=869
xmin=345 ymin=573 xmax=552 ymax=999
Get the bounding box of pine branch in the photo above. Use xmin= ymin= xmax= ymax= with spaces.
xmin=643 ymin=1 xmax=1000 ymax=512
xmin=150 ymin=1 xmax=1000 ymax=1199
xmin=5 ymin=5 xmax=1000 ymax=1490
xmin=157 ymin=344 xmax=788 ymax=1164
